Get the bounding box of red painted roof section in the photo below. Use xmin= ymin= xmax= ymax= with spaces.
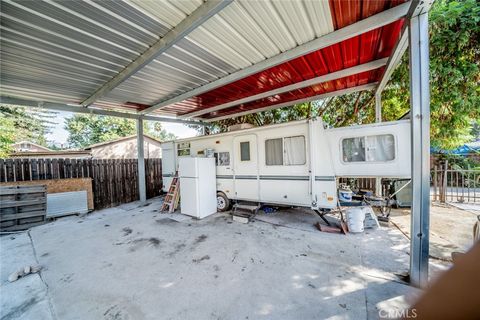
xmin=201 ymin=67 xmax=385 ymax=119
xmin=159 ymin=0 xmax=406 ymax=119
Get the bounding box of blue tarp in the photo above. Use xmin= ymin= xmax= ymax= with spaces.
xmin=431 ymin=142 xmax=480 ymax=155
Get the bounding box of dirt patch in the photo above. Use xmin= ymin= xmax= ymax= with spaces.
xmin=132 ymin=237 xmax=161 ymax=247
xmin=122 ymin=227 xmax=132 ymax=236
xmin=213 ymin=264 xmax=220 ymax=278
xmin=195 ymin=234 xmax=208 ymax=244
xmin=61 ymin=273 xmax=74 ymax=283
xmin=167 ymin=242 xmax=186 ymax=257
xmin=131 ymin=237 xmax=161 ymax=251
xmin=192 ymin=255 xmax=210 ymax=263
xmin=116 ymin=237 xmax=162 ymax=251
xmin=156 ymin=218 xmax=178 ymax=225
xmin=104 ymin=304 xmax=126 ymax=320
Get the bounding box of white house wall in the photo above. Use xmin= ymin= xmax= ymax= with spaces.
xmin=90 ymin=136 xmax=162 ymax=159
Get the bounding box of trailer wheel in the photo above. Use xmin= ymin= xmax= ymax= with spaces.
xmin=216 ymin=192 xmax=230 ymax=212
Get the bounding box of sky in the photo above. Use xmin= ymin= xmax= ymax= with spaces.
xmin=46 ymin=111 xmax=199 ymax=146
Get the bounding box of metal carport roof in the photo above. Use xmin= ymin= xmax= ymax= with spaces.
xmin=2 ymin=0 xmax=412 ymax=122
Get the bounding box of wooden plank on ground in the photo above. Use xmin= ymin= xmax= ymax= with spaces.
xmin=0 ymin=210 xmax=47 ymax=222
xmin=1 ymin=221 xmax=46 ymax=231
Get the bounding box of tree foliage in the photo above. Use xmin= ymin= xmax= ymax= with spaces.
xmin=204 ymin=101 xmax=319 ymax=134
xmin=381 ymin=0 xmax=480 ymax=149
xmin=65 ymin=114 xmax=176 ymax=148
xmin=208 ymin=0 xmax=479 ymax=150
xmin=0 ymin=105 xmax=56 ymax=157
xmin=0 ymin=116 xmax=15 ymax=158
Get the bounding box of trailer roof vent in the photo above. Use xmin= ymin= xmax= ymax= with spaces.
xmin=228 ymin=123 xmax=256 ymax=132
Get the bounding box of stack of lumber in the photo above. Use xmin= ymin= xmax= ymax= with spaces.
xmin=0 ymin=185 xmax=47 ymax=231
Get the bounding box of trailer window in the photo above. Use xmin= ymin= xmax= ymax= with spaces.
xmin=177 ymin=141 xmax=190 ymax=157
xmin=177 ymin=149 xmax=190 ymax=156
xmin=265 ymin=138 xmax=283 ymax=165
xmin=240 ymin=142 xmax=250 ymax=161
xmin=284 ymin=136 xmax=306 ymax=165
xmin=342 ymin=134 xmax=395 ymax=162
xmin=366 ymin=134 xmax=395 ymax=161
xmin=214 ymin=152 xmax=230 ymax=166
xmin=342 ymin=137 xmax=365 ymax=162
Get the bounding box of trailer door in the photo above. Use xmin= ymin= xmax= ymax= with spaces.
xmin=233 ymin=134 xmax=259 ymax=200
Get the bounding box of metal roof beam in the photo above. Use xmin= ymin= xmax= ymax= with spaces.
xmin=80 ymin=0 xmax=233 ymax=107
xmin=182 ymin=58 xmax=388 ymax=119
xmin=375 ymin=29 xmax=408 ymax=96
xmin=0 ymin=96 xmax=205 ymax=126
xmin=204 ymin=83 xmax=377 ymax=122
xmin=375 ymin=0 xmax=434 ymax=96
xmin=141 ymin=1 xmax=410 ymax=115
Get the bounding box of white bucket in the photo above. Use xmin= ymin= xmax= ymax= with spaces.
xmin=346 ymin=208 xmax=365 ymax=233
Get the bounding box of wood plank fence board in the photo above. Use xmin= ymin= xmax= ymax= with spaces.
xmin=0 ymin=158 xmax=162 ymax=210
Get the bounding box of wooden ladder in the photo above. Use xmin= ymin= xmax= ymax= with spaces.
xmin=161 ymin=173 xmax=180 ymax=213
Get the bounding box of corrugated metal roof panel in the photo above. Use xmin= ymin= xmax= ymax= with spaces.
xmin=0 ymin=13 xmax=132 ymax=64
xmin=4 ymin=0 xmax=143 ymax=55
xmin=0 ymin=0 xmax=205 ymax=106
xmin=198 ymin=68 xmax=384 ymax=120
xmin=91 ymin=0 xmax=171 ymax=37
xmin=161 ymin=18 xmax=403 ymax=118
xmin=0 ymin=0 xmax=408 ymax=117
xmin=128 ymin=0 xmax=201 ymax=28
xmin=217 ymin=2 xmax=280 ymax=58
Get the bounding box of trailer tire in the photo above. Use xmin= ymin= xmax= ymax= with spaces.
xmin=216 ymin=192 xmax=230 ymax=212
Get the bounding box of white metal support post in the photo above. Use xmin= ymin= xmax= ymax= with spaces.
xmin=375 ymin=92 xmax=382 ymax=196
xmin=409 ymin=12 xmax=430 ymax=288
xmin=137 ymin=119 xmax=147 ymax=203
xmin=375 ymin=92 xmax=382 ymax=122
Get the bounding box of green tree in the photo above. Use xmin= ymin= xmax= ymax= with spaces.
xmin=148 ymin=122 xmax=177 ymax=142
xmin=379 ymin=0 xmax=480 ymax=149
xmin=65 ymin=114 xmax=176 ymax=148
xmin=208 ymin=0 xmax=479 ymax=150
xmin=0 ymin=117 xmax=15 ymax=157
xmin=0 ymin=105 xmax=57 ymax=157
xmin=204 ymin=101 xmax=319 ymax=134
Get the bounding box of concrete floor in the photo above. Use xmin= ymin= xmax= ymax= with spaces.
xmin=1 ymin=200 xmax=430 ymax=320
xmin=390 ymin=203 xmax=478 ymax=262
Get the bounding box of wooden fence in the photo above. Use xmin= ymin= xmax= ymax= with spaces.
xmin=338 ymin=177 xmax=377 ymax=192
xmin=0 ymin=158 xmax=162 ymax=210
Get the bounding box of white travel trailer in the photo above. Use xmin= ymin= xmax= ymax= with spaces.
xmin=161 ymin=119 xmax=411 ymax=212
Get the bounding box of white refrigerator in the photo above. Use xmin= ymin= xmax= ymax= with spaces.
xmin=179 ymin=157 xmax=217 ymax=219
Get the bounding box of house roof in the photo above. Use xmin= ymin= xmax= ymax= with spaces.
xmin=84 ymin=134 xmax=161 ymax=150
xmin=0 ymin=0 xmax=427 ymax=123
xmin=12 ymin=141 xmax=52 ymax=151
xmin=9 ymin=150 xmax=91 ymax=158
